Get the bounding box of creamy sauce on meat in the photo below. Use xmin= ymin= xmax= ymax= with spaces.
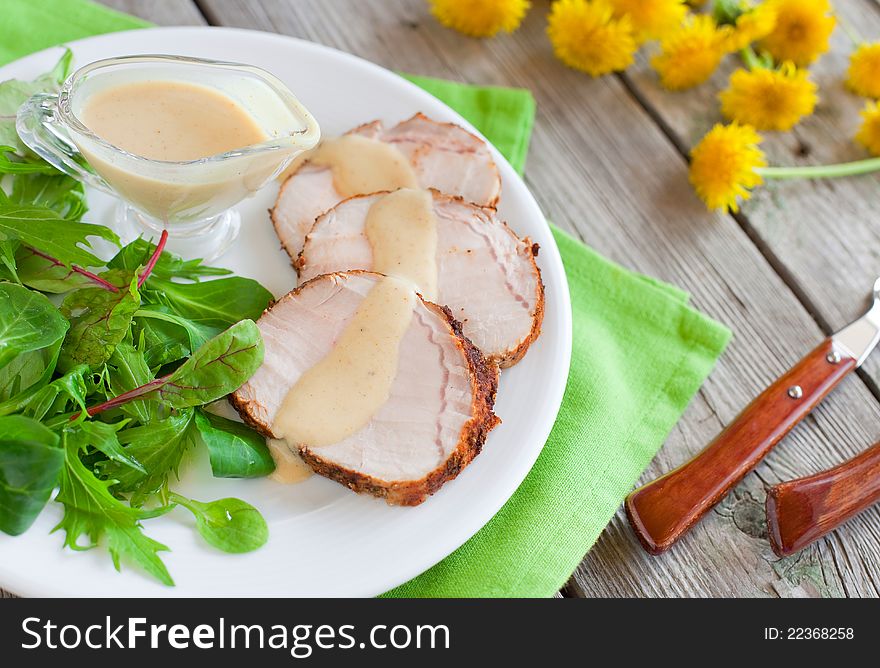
xmin=272 ymin=275 xmax=416 ymax=447
xmin=288 ymin=134 xmax=417 ymax=195
xmin=266 ymin=438 xmax=313 ymax=483
xmin=270 ymin=135 xmax=442 ymax=463
xmin=81 ymin=80 xmax=268 ymax=161
xmin=365 ymin=188 xmax=438 ymax=301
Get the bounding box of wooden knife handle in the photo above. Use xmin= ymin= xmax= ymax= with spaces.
xmin=626 ymin=338 xmax=856 ymax=555
xmin=766 ymin=442 xmax=880 ymax=556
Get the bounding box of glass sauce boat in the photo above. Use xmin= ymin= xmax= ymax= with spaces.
xmin=17 ymin=54 xmax=321 ymax=260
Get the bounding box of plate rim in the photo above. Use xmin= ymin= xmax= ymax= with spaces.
xmin=0 ymin=25 xmax=573 ymax=597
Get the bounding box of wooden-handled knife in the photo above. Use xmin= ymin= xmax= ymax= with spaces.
xmin=626 ymin=279 xmax=880 ymax=555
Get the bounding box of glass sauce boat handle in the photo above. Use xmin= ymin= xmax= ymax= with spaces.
xmin=16 ymin=92 xmax=113 ymax=194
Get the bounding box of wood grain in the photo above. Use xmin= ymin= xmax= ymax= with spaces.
xmin=628 ymin=339 xmax=856 ymax=554
xmin=767 ymin=440 xmax=880 ymax=556
xmin=14 ymin=0 xmax=873 ymax=599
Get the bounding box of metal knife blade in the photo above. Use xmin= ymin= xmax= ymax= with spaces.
xmin=832 ymin=277 xmax=880 ymax=365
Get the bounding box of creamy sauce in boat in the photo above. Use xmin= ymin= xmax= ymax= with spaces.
xmin=81 ymin=80 xmax=267 ymax=161
xmin=272 ymin=275 xmax=416 ymax=448
xmin=75 ymin=80 xmax=295 ymax=222
xmin=365 ymin=188 xmax=438 ymax=301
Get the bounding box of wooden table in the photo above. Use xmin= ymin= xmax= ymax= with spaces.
xmin=7 ymin=0 xmax=880 ymax=598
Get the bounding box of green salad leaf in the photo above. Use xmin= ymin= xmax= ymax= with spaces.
xmin=109 ymin=237 xmax=231 ymax=281
xmin=106 ymin=340 xmax=158 ymax=424
xmin=157 ymin=319 xmax=264 ymax=408
xmin=171 ymin=492 xmax=268 ymax=554
xmin=10 ymin=172 xmax=87 ymax=221
xmin=15 ymin=246 xmax=95 ymax=293
xmin=194 ymin=409 xmax=275 ymax=478
xmin=59 ymin=271 xmax=140 ymax=371
xmin=54 ymin=429 xmax=174 ymax=586
xmin=0 ymin=202 xmax=119 ymax=269
xmin=0 ymin=282 xmax=68 ymax=368
xmin=0 ymin=51 xmax=274 ymax=585
xmin=0 ymin=49 xmax=72 ymax=152
xmin=148 ymin=276 xmax=273 ymax=329
xmin=0 ymin=415 xmax=63 ymax=536
xmin=101 ymin=409 xmax=197 ymax=506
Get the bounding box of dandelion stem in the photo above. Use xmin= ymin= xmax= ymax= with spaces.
xmin=757 ymin=157 xmax=880 ymax=180
xmin=740 ymin=45 xmax=772 ymax=70
xmin=741 ymin=46 xmax=761 ymax=70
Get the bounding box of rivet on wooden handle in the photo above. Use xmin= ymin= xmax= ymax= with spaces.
xmin=626 ymin=338 xmax=855 ymax=555
xmin=766 ymin=441 xmax=880 ymax=557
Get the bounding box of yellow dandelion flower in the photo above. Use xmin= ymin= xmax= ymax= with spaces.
xmin=429 ymin=0 xmax=531 ymax=38
xmin=856 ymin=102 xmax=880 ymax=156
xmin=689 ymin=123 xmax=766 ymax=212
xmin=651 ymin=15 xmax=731 ymax=91
xmin=719 ymin=63 xmax=817 ymax=131
xmin=607 ymin=0 xmax=687 ymax=43
xmin=547 ymin=0 xmax=637 ymax=76
xmin=757 ymin=0 xmax=835 ymax=67
xmin=723 ymin=3 xmax=778 ymax=52
xmin=847 ymin=43 xmax=880 ymax=99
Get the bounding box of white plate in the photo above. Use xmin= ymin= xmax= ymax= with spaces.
xmin=0 ymin=27 xmax=572 ymax=597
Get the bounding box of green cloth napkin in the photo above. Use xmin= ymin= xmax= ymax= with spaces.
xmin=1 ymin=0 xmax=731 ymax=598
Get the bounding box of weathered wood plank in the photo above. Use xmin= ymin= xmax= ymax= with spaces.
xmin=196 ymin=0 xmax=880 ymax=597
xmin=99 ymin=0 xmax=206 ymax=25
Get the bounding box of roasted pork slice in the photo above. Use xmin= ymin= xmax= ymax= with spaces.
xmin=297 ymin=190 xmax=544 ymax=367
xmin=231 ymin=271 xmax=500 ymax=506
xmin=271 ymin=113 xmax=502 ymax=259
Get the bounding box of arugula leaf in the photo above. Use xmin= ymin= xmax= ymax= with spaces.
xmin=59 ymin=271 xmax=140 ymax=371
xmin=0 ymin=282 xmax=69 ymax=368
xmin=108 ymin=238 xmax=231 ymax=281
xmin=149 ymin=276 xmax=272 ymax=329
xmin=69 ymin=420 xmax=145 ymax=474
xmin=170 ymin=492 xmax=268 ymax=554
xmin=0 ymin=415 xmax=63 ymax=536
xmin=194 ymin=409 xmax=275 ymax=478
xmin=0 ymin=202 xmax=119 ymax=269
xmin=15 ymin=246 xmax=94 ymax=293
xmin=101 ymin=409 xmax=196 ymax=506
xmin=54 ymin=429 xmax=173 ymax=586
xmin=107 ymin=341 xmax=157 ymax=424
xmin=157 ymin=319 xmax=263 ymax=409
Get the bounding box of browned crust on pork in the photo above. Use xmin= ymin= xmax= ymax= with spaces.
xmin=496 ymin=240 xmax=544 ymax=369
xmin=230 ymin=271 xmax=501 ymax=506
xmin=295 ymin=190 xmax=544 ymax=368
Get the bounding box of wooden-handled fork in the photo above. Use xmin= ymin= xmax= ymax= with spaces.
xmin=626 ymin=279 xmax=880 ymax=555
xmin=766 ymin=441 xmax=880 ymax=556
